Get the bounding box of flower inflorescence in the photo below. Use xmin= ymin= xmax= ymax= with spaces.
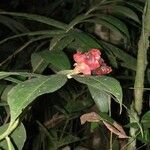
xmin=73 ymin=49 xmax=112 ymax=75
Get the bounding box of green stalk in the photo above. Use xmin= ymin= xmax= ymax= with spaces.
xmin=134 ymin=0 xmax=149 ymax=115
xmin=0 ymin=119 xmax=19 ymax=141
xmin=128 ymin=0 xmax=150 ymax=149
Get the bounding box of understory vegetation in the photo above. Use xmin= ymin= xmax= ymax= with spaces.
xmin=0 ymin=0 xmax=149 ymax=150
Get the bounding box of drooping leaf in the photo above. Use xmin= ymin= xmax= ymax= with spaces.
xmin=96 ymin=14 xmax=130 ymax=39
xmin=0 ymin=15 xmax=29 ymax=34
xmin=125 ymin=1 xmax=143 ymax=12
xmin=103 ymin=121 xmax=128 ymax=138
xmin=80 ymin=112 xmax=100 ymax=125
xmin=80 ymin=111 xmax=127 ymax=138
xmin=0 ymin=30 xmax=65 ymax=45
xmin=0 ymin=12 xmax=67 ymax=30
xmin=86 ymin=18 xmax=124 ymax=40
xmin=39 ymin=50 xmax=71 ymax=71
xmin=88 ymin=86 xmax=110 ymax=112
xmin=0 ymin=123 xmax=26 ymax=150
xmin=8 ymin=74 xmax=67 ymax=124
xmin=112 ymin=5 xmax=140 ymax=23
xmin=74 ymin=75 xmax=123 ymax=109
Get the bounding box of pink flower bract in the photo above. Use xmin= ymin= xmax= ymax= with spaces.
xmin=73 ymin=49 xmax=112 ymax=75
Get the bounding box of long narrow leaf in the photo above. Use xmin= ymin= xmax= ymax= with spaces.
xmin=0 ymin=30 xmax=65 ymax=45
xmin=112 ymin=5 xmax=140 ymax=23
xmin=96 ymin=14 xmax=130 ymax=39
xmin=0 ymin=12 xmax=67 ymax=30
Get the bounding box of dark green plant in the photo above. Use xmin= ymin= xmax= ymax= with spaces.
xmin=0 ymin=0 xmax=149 ymax=150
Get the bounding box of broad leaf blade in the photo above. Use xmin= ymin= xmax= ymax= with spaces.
xmin=88 ymin=86 xmax=110 ymax=112
xmin=74 ymin=76 xmax=122 ymax=109
xmin=39 ymin=50 xmax=71 ymax=71
xmin=8 ymin=74 xmax=67 ymax=123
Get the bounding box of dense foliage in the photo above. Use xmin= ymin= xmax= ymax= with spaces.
xmin=0 ymin=0 xmax=149 ymax=150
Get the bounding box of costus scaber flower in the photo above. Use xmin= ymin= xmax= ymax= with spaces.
xmin=73 ymin=49 xmax=112 ymax=75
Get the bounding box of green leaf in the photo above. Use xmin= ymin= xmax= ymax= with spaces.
xmin=0 ymin=12 xmax=67 ymax=30
xmin=0 ymin=30 xmax=65 ymax=45
xmin=96 ymin=14 xmax=130 ymax=39
xmin=0 ymin=72 xmax=22 ymax=80
xmin=0 ymin=123 xmax=26 ymax=150
xmin=99 ymin=112 xmax=114 ymax=124
xmin=137 ymin=129 xmax=150 ymax=144
xmin=39 ymin=50 xmax=71 ymax=71
xmin=88 ymin=86 xmax=110 ymax=112
xmin=0 ymin=15 xmax=29 ymax=34
xmin=67 ymin=14 xmax=94 ymax=29
xmin=100 ymin=41 xmax=137 ymax=71
xmin=1 ymin=85 xmax=14 ymax=101
xmin=74 ymin=76 xmax=122 ymax=109
xmin=8 ymin=74 xmax=67 ymax=124
xmin=125 ymin=1 xmax=143 ymax=12
xmin=71 ymin=32 xmax=102 ymax=51
xmin=0 ymin=71 xmax=42 ymax=80
xmin=106 ymin=52 xmax=118 ymax=68
xmin=141 ymin=111 xmax=150 ymax=129
xmin=31 ymin=53 xmax=49 ymax=73
xmin=112 ymin=5 xmax=140 ymax=23
xmin=90 ymin=122 xmax=99 ymax=132
xmin=51 ymin=35 xmax=74 ymax=51
xmin=86 ymin=18 xmax=124 ymax=40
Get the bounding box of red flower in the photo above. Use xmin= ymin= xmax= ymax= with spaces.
xmin=73 ymin=49 xmax=112 ymax=75
xmin=73 ymin=52 xmax=86 ymax=63
xmin=94 ymin=64 xmax=112 ymax=75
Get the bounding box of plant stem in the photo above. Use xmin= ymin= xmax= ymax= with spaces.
xmin=0 ymin=119 xmax=19 ymax=141
xmin=128 ymin=0 xmax=150 ymax=149
xmin=6 ymin=136 xmax=15 ymax=150
xmin=134 ymin=0 xmax=149 ymax=115
xmin=109 ymin=97 xmax=112 ymax=150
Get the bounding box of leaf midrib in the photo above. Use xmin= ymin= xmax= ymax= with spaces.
xmin=9 ymin=76 xmax=58 ymax=122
